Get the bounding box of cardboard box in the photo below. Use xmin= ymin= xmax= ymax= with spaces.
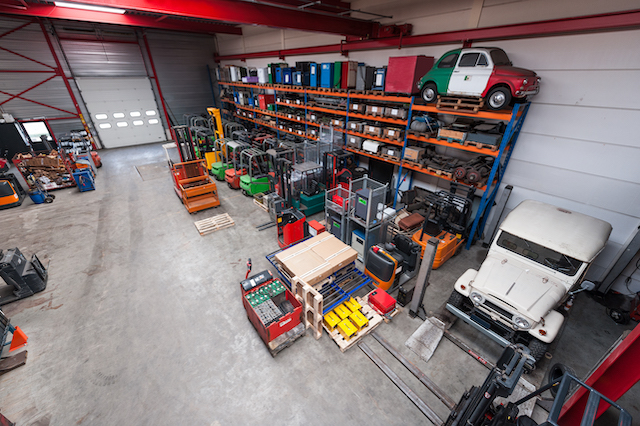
xmin=380 ymin=145 xmax=401 ymax=160
xmin=346 ymin=135 xmax=362 ymax=150
xmin=383 ymin=128 xmax=403 ymax=141
xmin=365 ymin=105 xmax=384 ymax=116
xmin=364 ymin=125 xmax=382 ymax=137
xmin=403 ymin=146 xmax=426 ymax=162
xmin=384 ymin=107 xmax=408 ymax=120
xmin=331 ymin=118 xmax=344 ymax=127
xmin=347 ymin=121 xmax=364 ymax=133
xmin=350 ymin=103 xmax=365 ymax=113
xmin=274 ymin=234 xmax=357 ymax=286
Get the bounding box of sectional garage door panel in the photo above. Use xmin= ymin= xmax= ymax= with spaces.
xmin=76 ymin=77 xmax=166 ymax=148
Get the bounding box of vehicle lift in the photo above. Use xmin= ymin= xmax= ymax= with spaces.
xmin=239 ymin=148 xmax=271 ymax=196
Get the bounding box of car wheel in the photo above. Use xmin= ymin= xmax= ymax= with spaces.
xmin=528 ymin=338 xmax=548 ymax=362
xmin=547 ymin=363 xmax=576 ymax=397
xmin=607 ymin=308 xmax=630 ymax=325
xmin=486 ymin=87 xmax=512 ymax=110
xmin=447 ymin=290 xmax=464 ymax=310
xmin=421 ymin=83 xmax=438 ymax=103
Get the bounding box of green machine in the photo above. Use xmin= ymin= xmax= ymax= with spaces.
xmin=291 ymin=161 xmax=325 ymax=216
xmin=239 ymin=148 xmax=271 ymax=196
xmin=211 ymin=139 xmax=239 ymax=181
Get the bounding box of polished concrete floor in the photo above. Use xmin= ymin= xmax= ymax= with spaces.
xmin=0 ymin=143 xmax=637 ymax=425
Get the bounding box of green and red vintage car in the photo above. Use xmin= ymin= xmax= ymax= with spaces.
xmin=417 ymin=47 xmax=540 ymax=110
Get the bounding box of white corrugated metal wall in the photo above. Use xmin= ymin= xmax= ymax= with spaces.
xmin=217 ymin=1 xmax=640 ymax=285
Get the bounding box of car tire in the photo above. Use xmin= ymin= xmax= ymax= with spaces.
xmin=486 ymin=86 xmax=512 ymax=110
xmin=421 ymin=83 xmax=438 ymax=104
xmin=447 ymin=290 xmax=465 ymax=310
xmin=548 ymin=363 xmax=576 ymax=397
xmin=528 ymin=338 xmax=548 ymax=362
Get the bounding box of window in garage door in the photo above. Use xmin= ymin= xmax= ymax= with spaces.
xmin=76 ymin=77 xmax=167 ymax=148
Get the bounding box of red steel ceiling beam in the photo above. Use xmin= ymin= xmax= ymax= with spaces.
xmin=2 ymin=0 xmax=375 ymax=37
xmin=0 ymin=3 xmax=243 ymax=35
xmin=215 ymin=9 xmax=640 ymax=61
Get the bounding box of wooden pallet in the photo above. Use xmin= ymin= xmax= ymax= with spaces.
xmin=292 ymin=277 xmax=324 ymax=340
xmin=364 ymin=90 xmax=384 ymax=96
xmin=463 ymin=140 xmax=499 ymax=151
xmin=323 ymin=296 xmax=384 ymax=352
xmin=426 ymin=166 xmax=453 ymax=178
xmin=253 ymin=197 xmax=269 ymax=212
xmin=436 ymin=96 xmax=484 ymax=113
xmin=380 ymin=153 xmax=401 ymax=163
xmin=402 ymin=159 xmax=423 ymax=169
xmin=194 ymin=213 xmax=235 ymax=236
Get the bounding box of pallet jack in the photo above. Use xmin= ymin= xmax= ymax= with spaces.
xmin=239 ymin=148 xmax=271 ymax=196
xmin=411 ymin=183 xmax=474 ymax=269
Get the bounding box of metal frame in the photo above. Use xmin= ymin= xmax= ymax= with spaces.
xmin=215 ymin=9 xmax=640 ymax=61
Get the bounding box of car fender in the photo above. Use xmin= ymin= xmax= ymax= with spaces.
xmin=528 ymin=309 xmax=564 ymax=343
xmin=481 ymin=75 xmax=515 ymax=98
xmin=454 ymin=269 xmax=477 ymax=297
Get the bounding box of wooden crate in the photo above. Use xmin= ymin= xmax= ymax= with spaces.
xmin=194 ymin=213 xmax=235 ymax=236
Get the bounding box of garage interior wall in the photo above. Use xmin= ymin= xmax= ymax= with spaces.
xmin=0 ymin=19 xmax=219 ymax=145
xmin=216 ymin=0 xmax=640 ymax=287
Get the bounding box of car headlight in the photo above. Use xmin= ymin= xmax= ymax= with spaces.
xmin=522 ymin=79 xmax=528 ymax=85
xmin=470 ymin=292 xmax=484 ymax=305
xmin=513 ymin=316 xmax=530 ymax=330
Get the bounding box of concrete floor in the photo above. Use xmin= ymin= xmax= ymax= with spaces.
xmin=0 ymin=142 xmax=637 ymax=425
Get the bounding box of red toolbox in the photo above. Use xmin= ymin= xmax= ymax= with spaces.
xmin=241 ymin=274 xmax=304 ymax=355
xmin=385 ymin=55 xmax=434 ymax=94
xmin=368 ymin=289 xmax=397 ymax=315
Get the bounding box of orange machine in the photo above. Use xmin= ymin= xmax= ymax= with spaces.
xmin=412 ymin=226 xmax=464 ymax=270
xmin=171 ymin=160 xmax=220 ymax=213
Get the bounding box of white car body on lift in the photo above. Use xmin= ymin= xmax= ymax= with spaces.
xmin=448 ymin=200 xmax=612 ymax=359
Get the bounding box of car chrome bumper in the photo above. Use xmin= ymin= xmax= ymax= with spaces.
xmin=446 ymin=303 xmax=511 ymax=347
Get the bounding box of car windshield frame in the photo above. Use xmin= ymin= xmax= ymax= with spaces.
xmin=496 ymin=231 xmax=583 ymax=276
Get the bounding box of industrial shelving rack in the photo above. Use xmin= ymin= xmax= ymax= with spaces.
xmin=217 ymin=81 xmax=531 ymax=247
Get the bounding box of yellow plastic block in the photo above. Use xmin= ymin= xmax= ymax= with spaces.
xmin=337 ymin=319 xmax=357 ymax=341
xmin=334 ymin=304 xmax=352 ymax=320
xmin=323 ymin=311 xmax=340 ymax=332
xmin=344 ymin=297 xmax=362 ymax=313
xmin=349 ymin=310 xmax=368 ymax=330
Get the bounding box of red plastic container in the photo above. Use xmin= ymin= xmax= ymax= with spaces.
xmin=385 ymin=55 xmax=435 ymax=94
xmin=368 ymin=289 xmax=396 ymax=315
xmin=242 ymin=279 xmax=303 ymax=346
xmin=258 ymin=94 xmax=275 ymax=110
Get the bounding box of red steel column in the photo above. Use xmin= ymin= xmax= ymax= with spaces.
xmin=39 ymin=20 xmax=97 ymax=149
xmin=142 ymin=33 xmax=175 ymax=142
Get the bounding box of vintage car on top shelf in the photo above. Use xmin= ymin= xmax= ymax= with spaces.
xmin=417 ymin=47 xmax=540 ymax=110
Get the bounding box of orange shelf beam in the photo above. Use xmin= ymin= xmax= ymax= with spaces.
xmin=407 ymin=134 xmax=501 ymax=157
xmin=412 ymin=103 xmax=514 ymax=121
xmin=345 ymin=130 xmax=404 ymax=147
xmin=347 ymin=112 xmax=407 ymax=126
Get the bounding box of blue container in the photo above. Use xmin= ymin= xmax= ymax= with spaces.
xmin=320 ymin=63 xmax=334 ymax=88
xmin=283 ymin=67 xmax=293 ymax=85
xmin=309 ymin=63 xmax=319 ymax=87
xmin=73 ymin=169 xmax=95 ymax=192
xmin=275 ymin=67 xmax=283 ymax=83
xmin=293 ymin=71 xmax=302 ymax=86
xmin=373 ymin=67 xmax=387 ymax=91
xmin=29 ymin=191 xmax=45 ymax=204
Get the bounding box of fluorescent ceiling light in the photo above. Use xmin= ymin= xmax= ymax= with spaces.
xmin=54 ymin=2 xmax=126 ymax=14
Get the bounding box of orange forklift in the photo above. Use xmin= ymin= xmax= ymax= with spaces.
xmin=0 ymin=159 xmax=26 ymax=210
xmin=411 ymin=183 xmax=474 ymax=269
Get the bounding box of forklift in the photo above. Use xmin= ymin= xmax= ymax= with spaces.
xmin=291 ymin=161 xmax=325 ymax=216
xmin=0 ymin=159 xmax=26 ymax=210
xmin=210 ymin=138 xmax=233 ymax=181
xmin=224 ymin=141 xmax=251 ymax=189
xmin=411 ymin=183 xmax=474 ymax=269
xmin=239 ymin=148 xmax=271 ymax=196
